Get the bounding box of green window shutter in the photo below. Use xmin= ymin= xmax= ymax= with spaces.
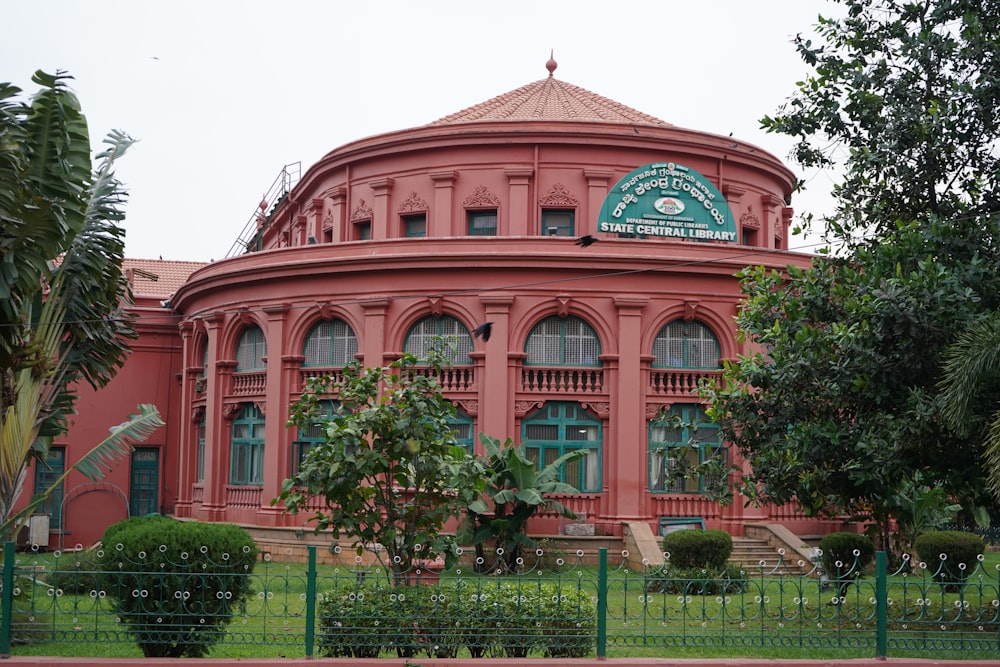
xmin=522 ymin=402 xmax=602 ymax=492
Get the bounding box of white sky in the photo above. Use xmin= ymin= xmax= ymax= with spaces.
xmin=6 ymin=0 xmax=841 ymax=263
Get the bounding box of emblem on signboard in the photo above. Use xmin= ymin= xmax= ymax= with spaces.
xmin=654 ymin=197 xmax=685 ymax=216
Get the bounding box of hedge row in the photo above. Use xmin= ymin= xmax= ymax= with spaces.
xmin=318 ymin=579 xmax=596 ymax=659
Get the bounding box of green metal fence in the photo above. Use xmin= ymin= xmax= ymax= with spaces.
xmin=1 ymin=541 xmax=998 ymax=659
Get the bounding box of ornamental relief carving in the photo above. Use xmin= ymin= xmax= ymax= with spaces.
xmin=514 ymin=400 xmax=545 ymax=417
xmin=350 ymin=199 xmax=373 ymax=222
xmin=322 ymin=212 xmax=334 ymax=231
xmin=462 ymin=185 xmax=500 ymax=208
xmin=222 ymin=403 xmax=241 ymax=420
xmin=539 ymin=183 xmax=579 ymax=207
xmin=646 ymin=403 xmax=666 ymax=420
xmin=740 ymin=206 xmax=760 ymax=230
xmin=398 ymin=191 xmax=428 ymax=213
xmin=580 ymin=401 xmax=610 ymax=418
xmin=455 ymin=400 xmax=479 ymax=416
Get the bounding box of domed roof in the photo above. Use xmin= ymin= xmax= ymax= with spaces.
xmin=428 ymin=55 xmax=670 ymax=127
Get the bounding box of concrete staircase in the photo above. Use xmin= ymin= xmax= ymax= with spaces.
xmin=729 ymin=535 xmax=791 ymax=572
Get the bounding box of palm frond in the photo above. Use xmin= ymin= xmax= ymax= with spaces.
xmin=940 ymin=314 xmax=1000 ymax=434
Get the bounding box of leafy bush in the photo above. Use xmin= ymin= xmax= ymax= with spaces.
xmin=96 ymin=516 xmax=258 ymax=658
xmin=914 ymin=530 xmax=985 ymax=592
xmin=661 ymin=529 xmax=732 ymax=569
xmin=318 ymin=579 xmax=596 ymax=658
xmin=645 ymin=564 xmax=747 ymax=595
xmin=819 ymin=532 xmax=875 ymax=596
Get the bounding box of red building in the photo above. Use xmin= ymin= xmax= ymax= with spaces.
xmin=25 ymin=60 xmax=824 ymax=550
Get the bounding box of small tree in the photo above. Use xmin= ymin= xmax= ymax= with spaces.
xmin=275 ymin=349 xmax=483 ymax=584
xmin=461 ymin=433 xmax=585 ymax=573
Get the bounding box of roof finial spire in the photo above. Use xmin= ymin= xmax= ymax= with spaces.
xmin=546 ymin=50 xmax=557 ymax=77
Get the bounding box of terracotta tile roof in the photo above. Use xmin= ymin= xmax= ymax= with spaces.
xmin=122 ymin=258 xmax=207 ymax=298
xmin=428 ymin=70 xmax=670 ymax=127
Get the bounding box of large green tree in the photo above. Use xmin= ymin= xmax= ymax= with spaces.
xmin=708 ymin=216 xmax=1000 ymax=554
xmin=708 ymin=0 xmax=1000 ymax=557
xmin=763 ymin=0 xmax=1000 ymax=240
xmin=0 ymin=71 xmax=162 ymax=539
xmin=276 ymin=350 xmax=484 ymax=584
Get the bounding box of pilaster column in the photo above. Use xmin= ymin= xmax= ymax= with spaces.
xmin=477 ymin=293 xmax=515 ymax=439
xmin=325 ymin=187 xmax=346 ymax=243
xmin=369 ymin=178 xmax=395 ymax=240
xmin=361 ymin=298 xmax=391 ymax=368
xmin=258 ymin=304 xmax=290 ymax=524
xmin=199 ymin=309 xmax=231 ymax=522
xmin=608 ymin=296 xmax=648 ymax=521
xmin=584 ymin=170 xmax=613 ymax=236
xmin=174 ymin=321 xmax=196 ymax=516
xmin=430 ymin=171 xmax=457 ymax=236
xmin=505 ymin=169 xmax=533 ymax=235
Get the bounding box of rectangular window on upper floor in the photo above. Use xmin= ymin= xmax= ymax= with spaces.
xmin=354 ymin=220 xmax=371 ymax=241
xmin=467 ymin=210 xmax=498 ymax=236
xmin=542 ymin=209 xmax=574 ymax=236
xmin=404 ymin=213 xmax=427 ymax=237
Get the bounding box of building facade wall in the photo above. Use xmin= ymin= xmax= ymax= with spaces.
xmin=165 ymin=119 xmax=820 ymax=541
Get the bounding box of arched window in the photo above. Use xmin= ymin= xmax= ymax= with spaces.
xmin=230 ymin=404 xmax=265 ymax=485
xmin=648 ymin=404 xmax=726 ymax=493
xmin=291 ymin=400 xmax=340 ymax=475
xmin=652 ymin=320 xmax=720 ymax=369
xmin=303 ymin=319 xmax=358 ymax=367
xmin=235 ymin=326 xmax=267 ymax=372
xmin=525 ymin=316 xmax=600 ymax=366
xmin=404 ymin=315 xmax=473 ymax=365
xmin=522 ymin=402 xmax=601 ymax=492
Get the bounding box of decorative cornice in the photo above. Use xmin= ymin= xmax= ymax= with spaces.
xmin=462 ymin=185 xmax=500 ymax=208
xmin=350 ymin=199 xmax=373 ymax=222
xmin=399 ymin=191 xmax=428 ymax=214
xmin=539 ymin=183 xmax=579 ymax=207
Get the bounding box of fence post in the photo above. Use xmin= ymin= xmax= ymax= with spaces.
xmin=875 ymin=550 xmax=887 ymax=659
xmin=304 ymin=545 xmax=317 ymax=657
xmin=1 ymin=541 xmax=14 ymax=657
xmin=597 ymin=546 xmax=607 ymax=659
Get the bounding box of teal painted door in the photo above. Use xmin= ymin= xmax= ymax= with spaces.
xmin=129 ymin=447 xmax=159 ymax=516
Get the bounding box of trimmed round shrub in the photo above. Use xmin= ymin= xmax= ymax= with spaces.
xmin=914 ymin=530 xmax=985 ymax=592
xmin=819 ymin=532 xmax=874 ymax=596
xmin=96 ymin=516 xmax=258 ymax=658
xmin=662 ymin=529 xmax=733 ymax=569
